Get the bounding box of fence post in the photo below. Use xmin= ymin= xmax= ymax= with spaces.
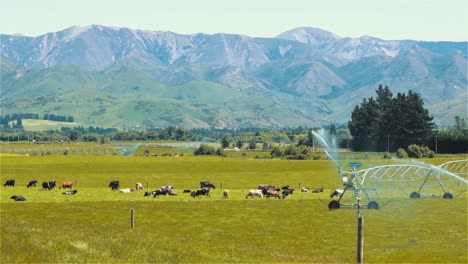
xmin=130 ymin=200 xmax=135 ymax=229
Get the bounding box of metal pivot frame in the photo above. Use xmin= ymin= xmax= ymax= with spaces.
xmin=416 ymin=169 xmax=448 ymax=196
xmin=329 ymin=166 xmax=379 ymax=210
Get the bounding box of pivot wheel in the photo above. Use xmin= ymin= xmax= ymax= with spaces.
xmin=410 ymin=192 xmax=420 ymax=199
xmin=328 ymin=200 xmax=340 ymax=210
xmin=443 ymin=192 xmax=453 ymax=199
xmin=367 ymin=201 xmax=379 ymax=210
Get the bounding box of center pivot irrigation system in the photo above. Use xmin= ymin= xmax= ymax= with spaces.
xmin=325 ymin=150 xmax=467 ymax=210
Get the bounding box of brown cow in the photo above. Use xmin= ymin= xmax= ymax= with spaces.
xmin=265 ymin=189 xmax=281 ymax=199
xmin=59 ymin=181 xmax=73 ymax=189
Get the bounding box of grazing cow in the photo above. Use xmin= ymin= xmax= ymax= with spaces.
xmin=330 ymin=188 xmax=344 ymax=198
xmin=258 ymin=184 xmax=275 ymax=190
xmin=144 ymin=191 xmax=154 ymax=197
xmin=135 ymin=182 xmax=143 ymax=190
xmin=10 ymin=195 xmax=26 ymax=201
xmin=120 ymin=188 xmax=135 ymax=193
xmin=200 ymin=181 xmax=215 ymax=189
xmin=109 ymin=181 xmax=120 ymax=191
xmin=191 ymin=189 xmax=210 ymax=198
xmin=258 ymin=184 xmax=280 ymax=197
xmin=4 ymin=179 xmax=15 ymax=187
xmin=301 ymin=187 xmax=310 ymax=192
xmin=42 ymin=180 xmax=56 ymax=190
xmin=281 ymin=185 xmax=295 ymax=194
xmin=223 ymin=189 xmax=230 ymax=199
xmin=49 ymin=180 xmax=57 ymax=189
xmin=312 ymin=187 xmax=324 ymax=193
xmin=183 ymin=189 xmax=191 ymax=193
xmin=62 ymin=190 xmax=78 ymax=195
xmin=265 ymin=189 xmax=282 ymax=199
xmin=59 ymin=181 xmax=73 ymax=189
xmin=282 ymin=189 xmax=293 ymax=199
xmin=42 ymin=181 xmax=51 ymax=190
xmin=245 ymin=189 xmax=263 ymax=199
xmin=27 ymin=180 xmax=38 ymax=188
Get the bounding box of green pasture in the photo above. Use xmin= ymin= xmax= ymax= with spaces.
xmin=1 ymin=153 xmax=467 ymax=263
xmin=21 ymin=119 xmax=82 ymax=131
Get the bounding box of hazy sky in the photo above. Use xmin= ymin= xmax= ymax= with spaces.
xmin=1 ymin=0 xmax=467 ymax=41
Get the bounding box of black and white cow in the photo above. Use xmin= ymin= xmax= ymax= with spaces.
xmin=62 ymin=189 xmax=78 ymax=195
xmin=330 ymin=188 xmax=344 ymax=198
xmin=282 ymin=189 xmax=293 ymax=199
xmin=27 ymin=180 xmax=38 ymax=188
xmin=245 ymin=189 xmax=263 ymax=198
xmin=10 ymin=195 xmax=26 ymax=201
xmin=153 ymin=186 xmax=175 ymax=197
xmin=4 ymin=179 xmax=15 ymax=187
xmin=42 ymin=180 xmax=57 ymax=190
xmin=109 ymin=180 xmax=120 ymax=191
xmin=200 ymin=181 xmax=215 ymax=189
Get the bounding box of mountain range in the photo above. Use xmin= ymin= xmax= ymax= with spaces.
xmin=1 ymin=25 xmax=466 ymax=129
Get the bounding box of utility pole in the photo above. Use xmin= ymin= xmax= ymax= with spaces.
xmin=387 ymin=135 xmax=390 ymax=152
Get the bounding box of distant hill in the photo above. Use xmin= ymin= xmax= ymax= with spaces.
xmin=1 ymin=25 xmax=466 ymax=129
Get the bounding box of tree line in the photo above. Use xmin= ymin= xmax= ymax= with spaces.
xmin=1 ymin=85 xmax=466 ymax=155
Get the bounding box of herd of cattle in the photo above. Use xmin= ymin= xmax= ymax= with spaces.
xmin=4 ymin=178 xmax=324 ymax=202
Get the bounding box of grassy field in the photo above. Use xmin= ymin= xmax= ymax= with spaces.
xmin=0 ymin=148 xmax=467 ymax=263
xmin=21 ymin=119 xmax=82 ymax=131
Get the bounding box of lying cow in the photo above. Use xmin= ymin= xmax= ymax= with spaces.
xmin=153 ymin=186 xmax=176 ymax=197
xmin=135 ymin=182 xmax=144 ymax=190
xmin=27 ymin=180 xmax=38 ymax=188
xmin=4 ymin=179 xmax=15 ymax=187
xmin=120 ymin=188 xmax=135 ymax=193
xmin=200 ymin=181 xmax=215 ymax=189
xmin=10 ymin=195 xmax=26 ymax=201
xmin=312 ymin=187 xmax=324 ymax=193
xmin=59 ymin=181 xmax=73 ymax=189
xmin=62 ymin=189 xmax=78 ymax=195
xmin=246 ymin=189 xmax=263 ymax=199
xmin=109 ymin=180 xmax=120 ymax=191
xmin=191 ymin=189 xmax=210 ymax=198
xmin=301 ymin=187 xmax=310 ymax=192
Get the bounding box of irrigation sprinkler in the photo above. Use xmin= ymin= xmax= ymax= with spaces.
xmin=314 ymin=130 xmax=467 ymax=210
xmin=328 ymin=162 xmax=380 ymax=210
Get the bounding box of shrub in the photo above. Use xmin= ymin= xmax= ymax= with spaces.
xmin=407 ymin=144 xmax=423 ymax=158
xmin=406 ymin=144 xmax=436 ymax=158
xmin=270 ymin=147 xmax=284 ymax=158
xmin=396 ymin=148 xmax=407 ymax=158
xmin=194 ymin=144 xmax=216 ymax=155
xmin=383 ymin=151 xmax=391 ymax=159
